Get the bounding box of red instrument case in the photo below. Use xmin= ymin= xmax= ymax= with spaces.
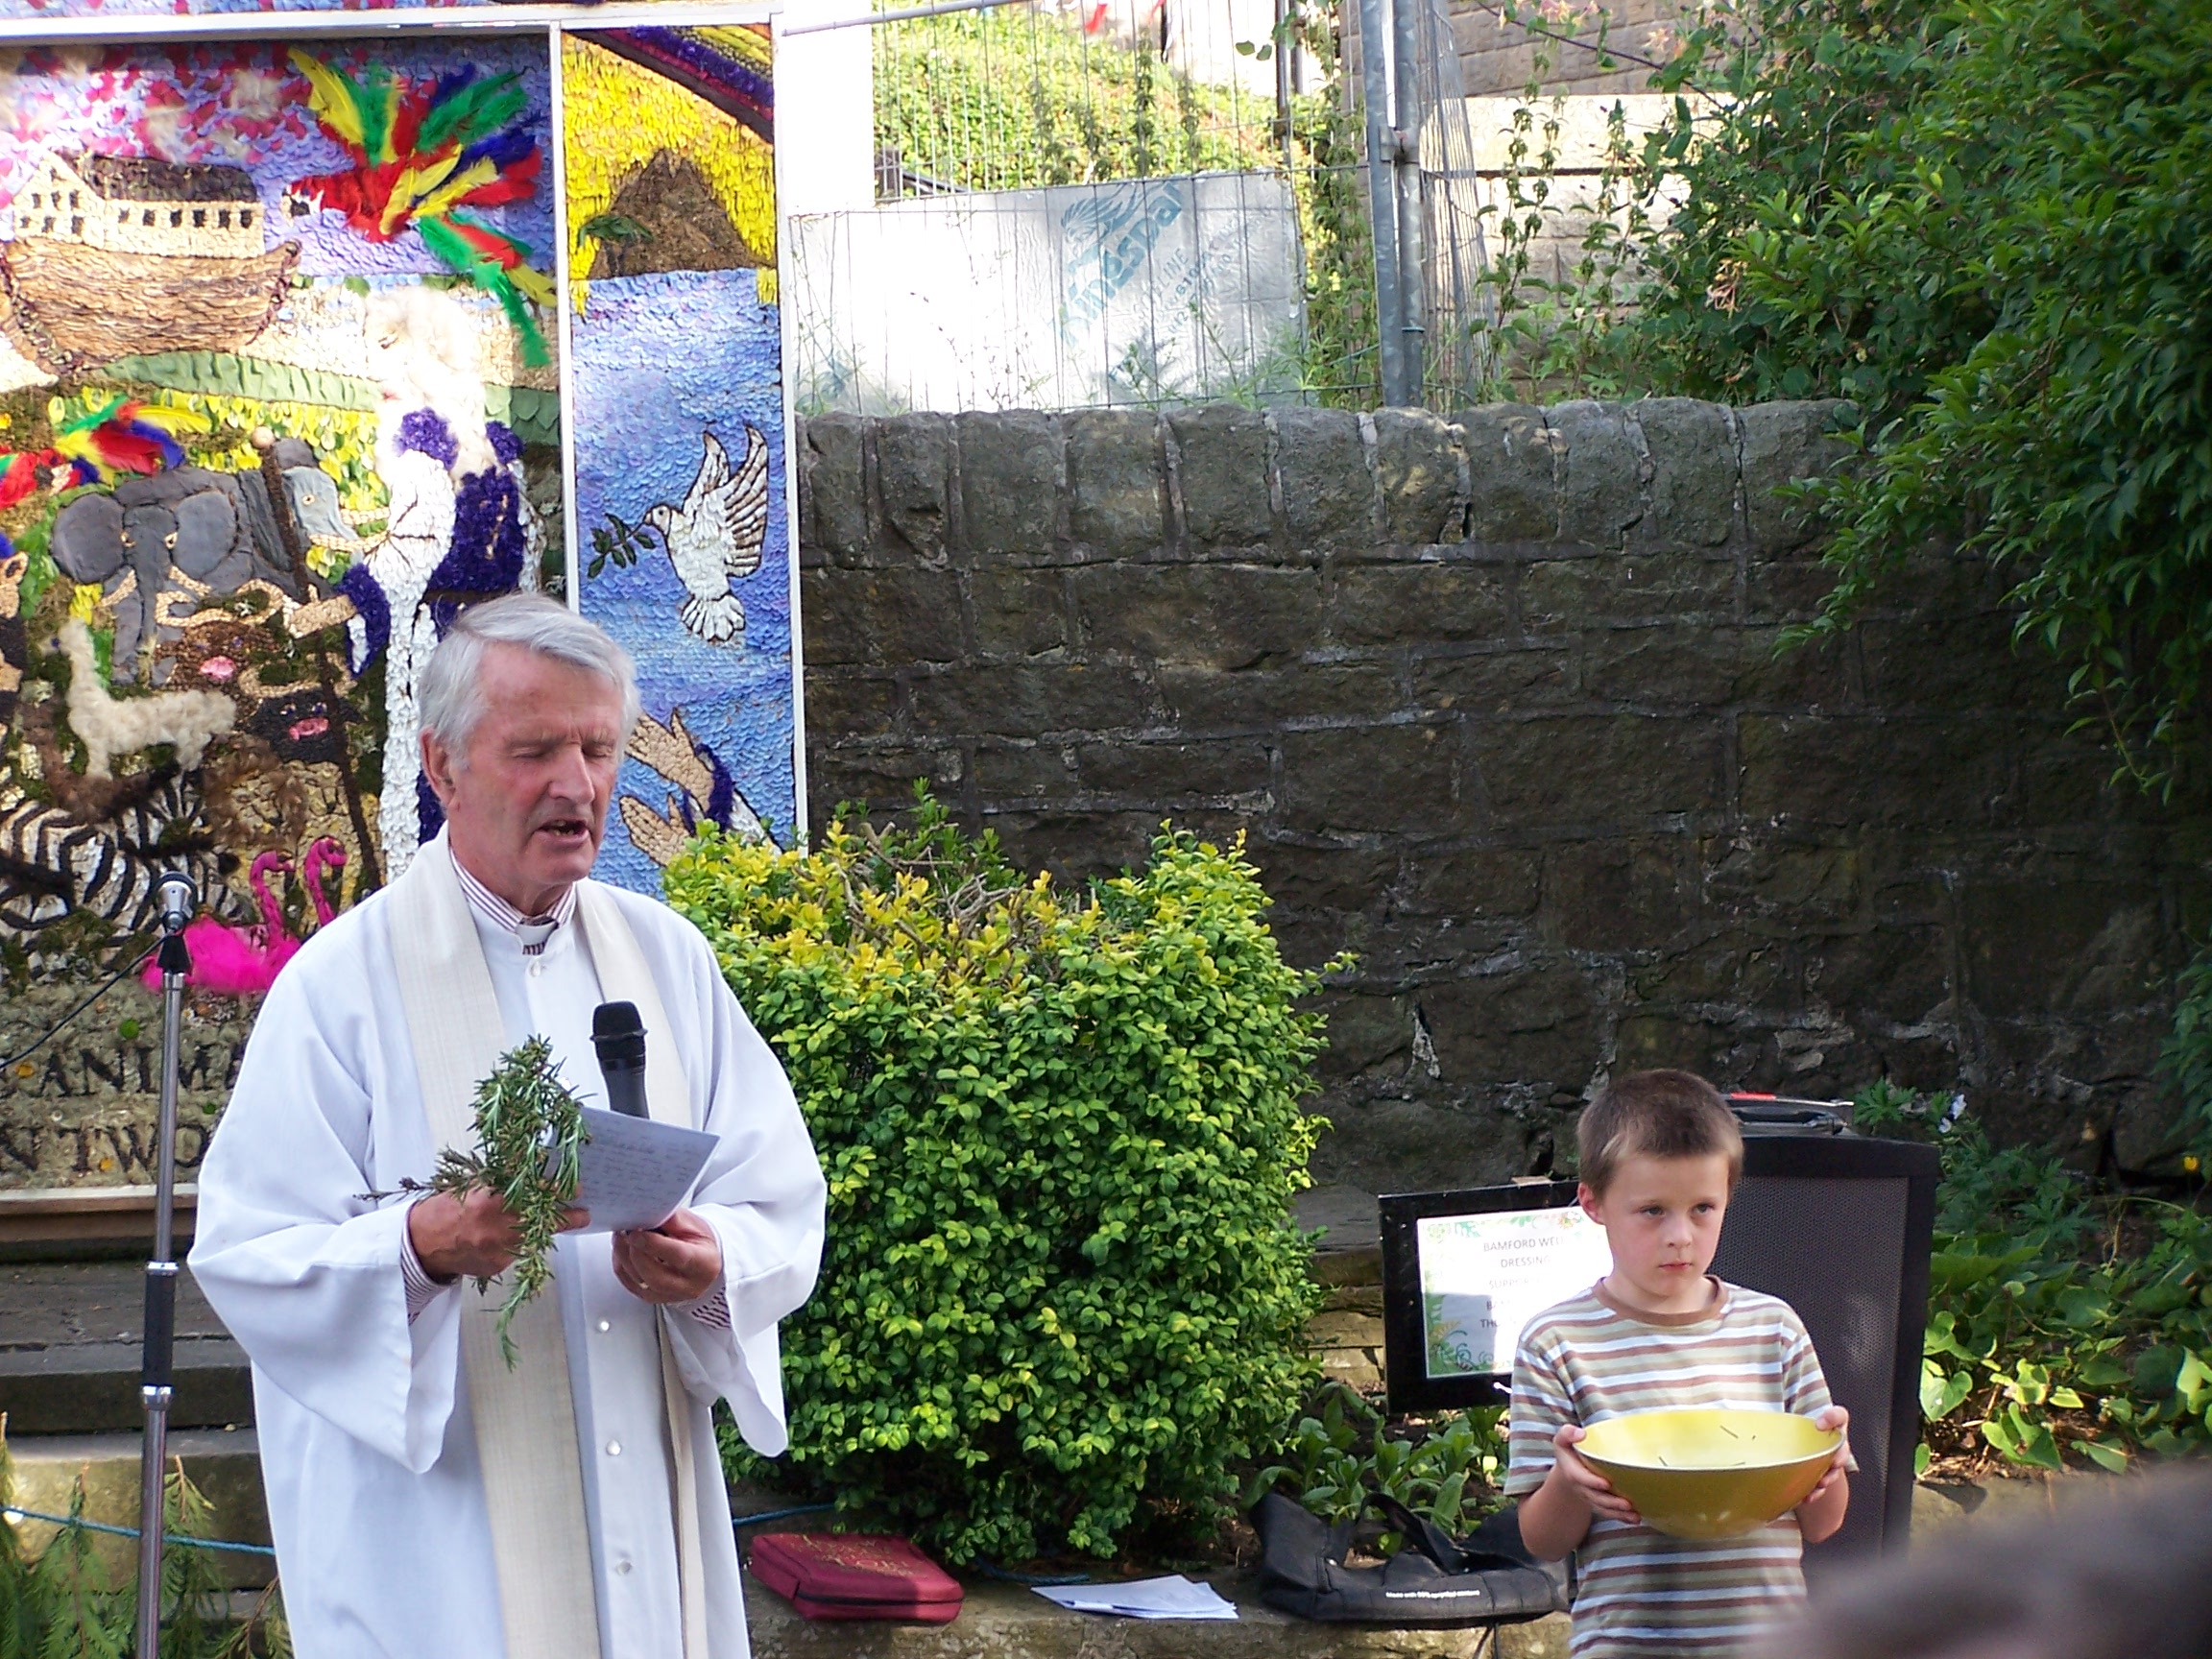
xmin=748 ymin=1532 xmax=964 ymax=1623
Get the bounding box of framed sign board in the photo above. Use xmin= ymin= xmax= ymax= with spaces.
xmin=1380 ymin=1182 xmax=1612 ymax=1414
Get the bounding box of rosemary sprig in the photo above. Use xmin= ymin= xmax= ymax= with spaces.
xmin=429 ymin=1035 xmax=589 ymax=1364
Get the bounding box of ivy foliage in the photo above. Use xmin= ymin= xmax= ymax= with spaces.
xmin=663 ymin=797 xmax=1331 ymax=1561
xmin=1853 ymin=1084 xmax=2212 ymax=1476
xmin=1585 ymin=0 xmax=2212 ymax=798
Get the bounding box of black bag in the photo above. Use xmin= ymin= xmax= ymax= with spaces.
xmin=1252 ymin=1491 xmax=1569 ymax=1625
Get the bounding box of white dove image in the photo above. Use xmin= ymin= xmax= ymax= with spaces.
xmin=646 ymin=425 xmax=770 ymax=644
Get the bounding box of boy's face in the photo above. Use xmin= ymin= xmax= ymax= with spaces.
xmin=1580 ymin=1151 xmax=1733 ymax=1311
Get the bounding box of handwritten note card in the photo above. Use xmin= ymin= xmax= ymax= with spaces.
xmin=573 ymin=1107 xmax=718 ymax=1234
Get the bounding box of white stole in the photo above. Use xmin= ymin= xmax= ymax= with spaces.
xmin=388 ymin=836 xmax=710 ymax=1659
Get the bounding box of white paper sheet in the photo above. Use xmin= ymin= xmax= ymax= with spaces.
xmin=1031 ymin=1575 xmax=1239 ymax=1620
xmin=571 ymin=1107 xmax=719 ymax=1234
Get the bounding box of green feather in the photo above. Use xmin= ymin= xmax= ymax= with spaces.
xmin=415 ymin=71 xmax=529 ymax=156
xmin=416 ymin=215 xmax=552 ymax=369
xmin=359 ymin=64 xmax=394 ymax=167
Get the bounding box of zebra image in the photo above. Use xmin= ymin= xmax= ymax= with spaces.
xmin=0 ymin=775 xmax=230 ymax=949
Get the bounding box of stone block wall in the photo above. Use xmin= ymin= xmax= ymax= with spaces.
xmin=797 ymin=400 xmax=2208 ymax=1195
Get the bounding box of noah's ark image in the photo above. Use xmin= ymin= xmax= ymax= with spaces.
xmin=0 ymin=151 xmax=300 ymax=375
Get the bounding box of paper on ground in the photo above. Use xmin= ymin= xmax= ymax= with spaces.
xmin=571 ymin=1108 xmax=718 ymax=1234
xmin=1031 ymin=1575 xmax=1238 ymax=1620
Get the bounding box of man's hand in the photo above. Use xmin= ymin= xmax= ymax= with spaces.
xmin=613 ymin=1208 xmax=723 ymax=1306
xmin=408 ymin=1189 xmax=589 ymax=1283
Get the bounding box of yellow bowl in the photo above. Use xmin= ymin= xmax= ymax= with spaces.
xmin=1574 ymin=1409 xmax=1840 ymax=1540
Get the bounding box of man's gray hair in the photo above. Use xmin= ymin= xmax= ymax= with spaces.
xmin=419 ymin=593 xmax=640 ymax=759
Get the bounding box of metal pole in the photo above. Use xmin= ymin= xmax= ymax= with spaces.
xmin=135 ymin=874 xmax=195 ymax=1659
xmin=1357 ymin=0 xmax=1406 ymax=405
xmin=1272 ymin=0 xmax=1294 ymax=171
xmin=1391 ymin=0 xmax=1428 ymax=405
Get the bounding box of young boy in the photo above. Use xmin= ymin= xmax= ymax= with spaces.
xmin=1508 ymin=1070 xmax=1853 ymax=1656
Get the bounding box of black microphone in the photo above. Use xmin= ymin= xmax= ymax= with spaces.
xmin=591 ymin=1001 xmax=650 ymax=1118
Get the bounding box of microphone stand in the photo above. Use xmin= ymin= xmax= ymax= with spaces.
xmin=135 ymin=874 xmax=195 ymax=1659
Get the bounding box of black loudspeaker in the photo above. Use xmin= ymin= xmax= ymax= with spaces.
xmin=1712 ymin=1124 xmax=1940 ymax=1579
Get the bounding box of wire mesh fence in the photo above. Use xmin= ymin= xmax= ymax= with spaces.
xmin=784 ymin=0 xmax=1510 ymax=414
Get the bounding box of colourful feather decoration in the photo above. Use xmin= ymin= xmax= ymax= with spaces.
xmin=0 ymin=450 xmax=54 ymax=512
xmin=288 ymin=49 xmax=554 ymax=367
xmin=48 ymin=397 xmax=209 ymax=488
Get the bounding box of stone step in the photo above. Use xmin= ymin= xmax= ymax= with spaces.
xmin=3 ymin=1427 xmax=273 ymax=1592
xmin=0 ymin=1260 xmax=252 ymax=1435
xmin=739 ymin=1569 xmax=1569 ymax=1658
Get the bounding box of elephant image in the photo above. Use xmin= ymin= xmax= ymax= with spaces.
xmin=48 ymin=450 xmax=362 ymax=683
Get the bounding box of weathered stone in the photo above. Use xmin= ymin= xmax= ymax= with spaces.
xmin=1272 ymin=406 xmax=1372 ymax=548
xmin=1543 ymin=838 xmax=1698 ymax=949
xmin=1962 ymin=879 xmax=2159 ymax=1019
xmin=802 ymin=668 xmax=905 ymax=738
xmin=798 ymin=413 xmax=867 ymax=556
xmin=1740 ymin=398 xmax=1854 ymax=553
xmin=1455 ymin=403 xmax=1559 ymax=541
xmin=1332 ymin=560 xmax=1509 ymax=646
xmin=956 ymin=409 xmax=1062 ymax=553
xmin=968 ymin=567 xmax=1067 ymax=660
xmin=1157 ymin=661 xmax=1404 ymax=730
xmin=1077 ymin=737 xmax=1272 ymax=801
xmin=1550 ymin=400 xmax=1647 ymax=547
xmin=1073 ymin=563 xmax=1320 ymax=668
xmin=805 ymin=744 xmax=962 ymax=821
xmin=1424 ymin=959 xmax=1602 ymax=1091
xmin=874 ymin=413 xmax=952 ymax=559
xmin=1470 ymin=713 xmax=1727 ymax=825
xmin=1404 ymin=847 xmax=1544 ymax=916
xmin=1066 ymin=410 xmax=1166 ymax=557
xmin=1519 ymin=550 xmax=1736 ymax=630
xmin=986 ymin=808 xmax=1176 ymax=885
xmin=1704 ymin=835 xmax=1864 ymax=923
xmin=1582 ymin=622 xmax=1767 ymax=708
xmin=1247 ymin=841 xmax=1400 ymax=912
xmin=1373 ymin=408 xmax=1465 ymax=544
xmin=1414 ymin=647 xmax=1573 ymax=714
xmin=1169 ymin=405 xmax=1272 ymax=548
xmin=907 ymin=661 xmax=1160 ymax=737
xmin=1279 ymin=723 xmax=1473 ymax=836
xmin=1631 ymin=397 xmax=1736 ymax=547
xmin=800 ymin=566 xmax=961 ymax=665
xmin=968 ymin=740 xmax=1078 ymax=802
xmin=1738 ymin=713 xmax=2013 ymax=830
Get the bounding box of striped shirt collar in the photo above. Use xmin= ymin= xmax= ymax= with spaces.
xmin=451 ymin=855 xmax=576 ymax=956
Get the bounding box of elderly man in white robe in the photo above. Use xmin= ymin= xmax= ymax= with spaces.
xmin=190 ymin=593 xmax=826 ymax=1659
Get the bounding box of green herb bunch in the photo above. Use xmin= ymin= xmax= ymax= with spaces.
xmin=431 ymin=1035 xmax=589 ymax=1364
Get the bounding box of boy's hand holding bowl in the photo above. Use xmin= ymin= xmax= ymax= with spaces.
xmin=1570 ymin=1407 xmax=1849 ymax=1541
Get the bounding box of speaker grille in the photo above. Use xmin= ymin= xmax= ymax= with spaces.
xmin=1711 ymin=1174 xmax=1909 ymax=1563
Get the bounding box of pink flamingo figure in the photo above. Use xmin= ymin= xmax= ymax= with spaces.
xmin=301 ymin=835 xmax=348 ymax=928
xmin=142 ymin=850 xmax=301 ymax=996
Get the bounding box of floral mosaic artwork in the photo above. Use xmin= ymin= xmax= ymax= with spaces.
xmin=566 ymin=26 xmax=794 ymax=889
xmin=0 ymin=15 xmax=792 ymax=1188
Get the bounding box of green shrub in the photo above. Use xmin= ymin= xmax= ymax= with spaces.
xmin=1246 ymin=1382 xmax=1507 ymax=1551
xmin=1854 ymin=1083 xmax=2212 ymax=1475
xmin=664 ymin=798 xmax=1331 ymax=1561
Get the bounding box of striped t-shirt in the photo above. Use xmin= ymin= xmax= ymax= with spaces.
xmin=1505 ymin=1278 xmax=1846 ymax=1658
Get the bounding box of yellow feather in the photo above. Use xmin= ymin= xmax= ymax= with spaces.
xmin=380 ymin=154 xmax=465 ymax=235
xmin=411 ymin=156 xmax=499 ymax=224
xmin=288 ymin=51 xmax=367 ymax=153
xmin=507 ymin=264 xmax=555 ymax=305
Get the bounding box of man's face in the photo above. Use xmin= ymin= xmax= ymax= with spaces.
xmin=421 ymin=644 xmax=625 ymax=912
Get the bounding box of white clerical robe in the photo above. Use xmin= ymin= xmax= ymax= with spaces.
xmin=189 ymin=868 xmax=827 ymax=1659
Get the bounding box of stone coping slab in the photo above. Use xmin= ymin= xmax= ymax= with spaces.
xmin=742 ymin=1572 xmax=1570 ymax=1658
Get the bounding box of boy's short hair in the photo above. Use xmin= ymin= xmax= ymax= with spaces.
xmin=1577 ymin=1070 xmax=1743 ymax=1195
